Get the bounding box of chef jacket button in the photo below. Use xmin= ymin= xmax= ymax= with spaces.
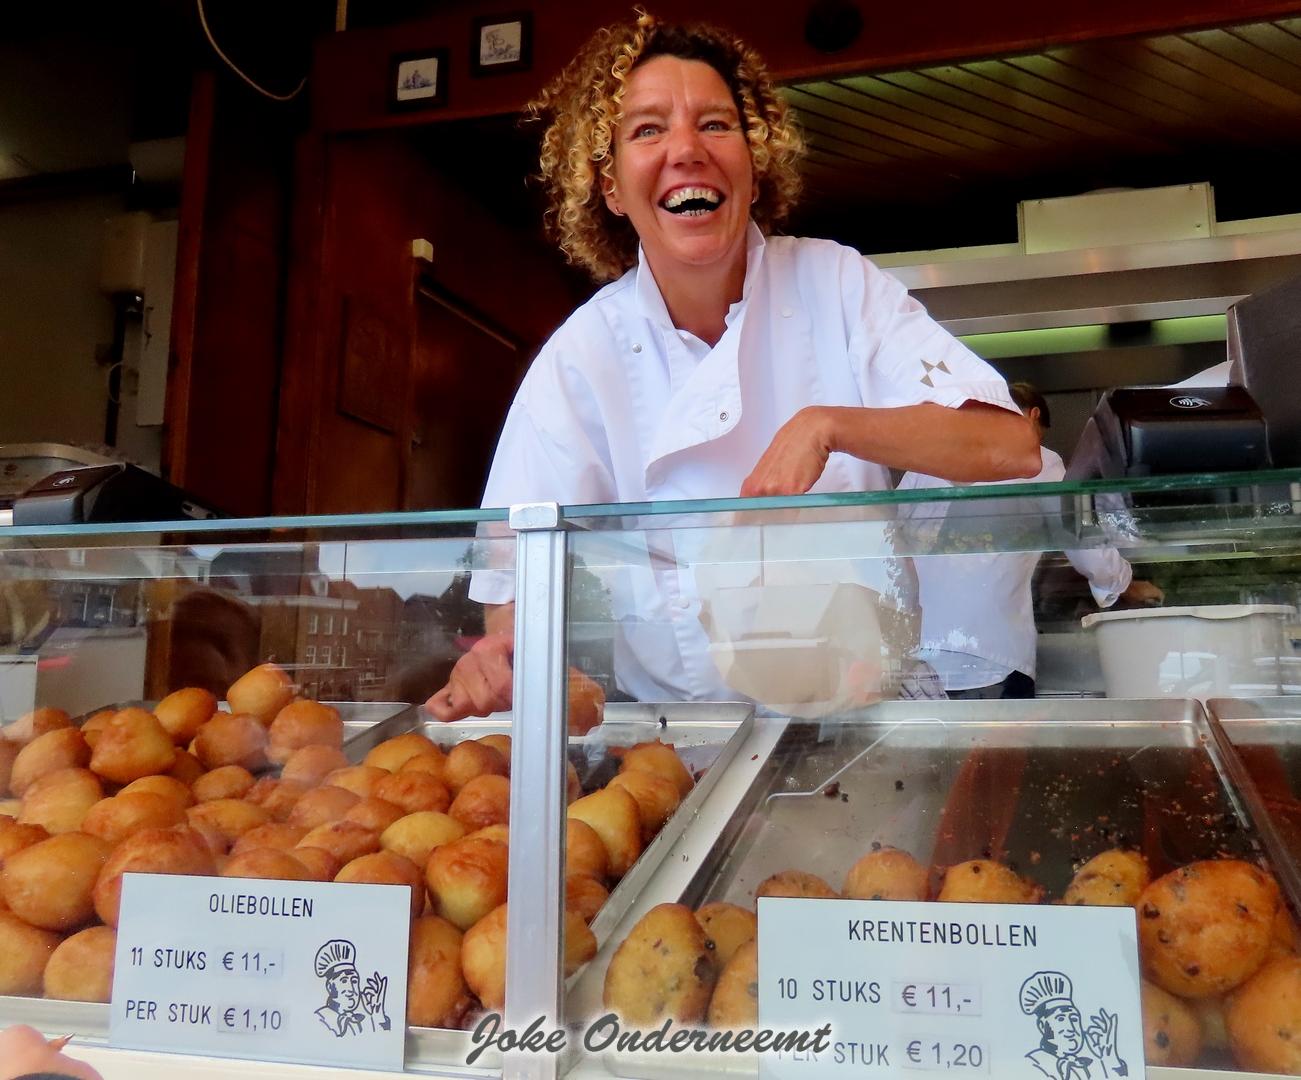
xmin=632 ymin=343 xmax=642 ymax=353
xmin=781 ymin=307 xmax=793 ymax=318
xmin=719 ymin=411 xmax=729 ymax=422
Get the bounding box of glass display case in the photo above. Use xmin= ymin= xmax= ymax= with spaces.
xmin=2 ymin=470 xmax=1301 ymax=1079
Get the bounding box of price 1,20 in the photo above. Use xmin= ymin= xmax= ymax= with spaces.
xmin=218 ymin=1006 xmax=285 ymax=1035
xmin=902 ymin=1037 xmax=988 ymax=1073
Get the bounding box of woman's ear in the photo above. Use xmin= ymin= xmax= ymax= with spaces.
xmin=603 ymin=183 xmax=624 ymax=217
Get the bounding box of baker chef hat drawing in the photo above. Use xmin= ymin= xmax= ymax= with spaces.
xmin=1020 ymin=971 xmax=1075 ymax=1014
xmin=315 ymin=939 xmax=358 ymax=978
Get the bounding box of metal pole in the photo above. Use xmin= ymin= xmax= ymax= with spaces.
xmin=502 ymin=502 xmax=568 ymax=1080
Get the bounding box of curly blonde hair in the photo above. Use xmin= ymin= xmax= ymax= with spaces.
xmin=528 ymin=9 xmax=804 ymax=282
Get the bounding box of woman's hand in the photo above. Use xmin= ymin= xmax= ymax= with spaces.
xmin=425 ymin=633 xmax=515 ymax=721
xmin=740 ymin=407 xmax=834 ymax=497
xmin=0 ymin=1026 xmax=102 ymax=1080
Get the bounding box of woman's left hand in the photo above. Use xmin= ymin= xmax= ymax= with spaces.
xmin=740 ymin=407 xmax=833 ymax=497
xmin=0 ymin=1026 xmax=103 ymax=1080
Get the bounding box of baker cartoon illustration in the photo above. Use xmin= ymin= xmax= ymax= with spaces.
xmin=1019 ymin=970 xmax=1127 ymax=1078
xmin=313 ymin=939 xmax=390 ymax=1037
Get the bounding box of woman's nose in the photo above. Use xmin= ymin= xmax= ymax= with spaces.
xmin=665 ymin=122 xmax=706 ymax=165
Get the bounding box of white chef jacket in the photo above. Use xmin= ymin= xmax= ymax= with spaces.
xmin=898 ymin=448 xmax=1133 ymax=689
xmin=474 ymin=223 xmax=1018 ymax=702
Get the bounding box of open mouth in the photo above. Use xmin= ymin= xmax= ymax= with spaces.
xmin=660 ymin=186 xmax=724 ymax=217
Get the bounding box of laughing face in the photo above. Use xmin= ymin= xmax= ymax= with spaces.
xmin=604 ymin=54 xmax=754 ymax=283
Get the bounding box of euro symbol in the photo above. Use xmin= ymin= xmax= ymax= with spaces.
xmin=223 ymin=1007 xmax=236 ymax=1028
xmin=902 ymin=984 xmax=917 ymax=1008
xmin=222 ymin=951 xmax=234 ymax=971
xmin=907 ymin=1040 xmax=922 ymax=1064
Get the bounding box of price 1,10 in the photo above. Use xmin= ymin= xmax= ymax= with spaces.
xmin=220 ymin=950 xmax=283 ymax=977
xmin=902 ymin=1037 xmax=988 ymax=1073
xmin=894 ymin=981 xmax=981 ymax=1016
xmin=218 ymin=1005 xmax=286 ymax=1035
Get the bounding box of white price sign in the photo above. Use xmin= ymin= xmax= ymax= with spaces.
xmin=758 ymin=899 xmax=1143 ymax=1079
xmin=110 ymin=873 xmax=409 ymax=1071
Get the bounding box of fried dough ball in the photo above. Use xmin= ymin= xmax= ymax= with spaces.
xmin=443 ymin=741 xmax=508 ymax=796
xmin=297 ymin=821 xmax=380 ymax=864
xmin=0 ymin=818 xmax=48 ymax=860
xmin=569 ymin=785 xmax=642 ymax=878
xmin=619 ymin=740 xmax=693 ymax=798
xmin=462 ymin=904 xmax=596 ymax=1011
xmin=44 ymin=925 xmax=117 ymax=1002
xmin=758 ymin=870 xmax=839 ymax=899
xmin=1193 ymin=996 xmax=1230 ymax=1051
xmin=466 ymin=824 xmax=509 ymax=846
xmin=166 ymin=749 xmax=205 ymax=786
xmin=1 ymin=831 xmax=111 ymax=930
xmin=567 ymin=819 xmax=609 ymax=881
xmin=1272 ymin=905 xmax=1300 ymax=959
xmin=336 ymin=851 xmax=424 ymax=919
xmin=381 ymin=811 xmax=466 ymax=867
xmin=281 ymin=744 xmax=350 ymax=787
xmin=267 ymin=700 xmax=343 ymax=765
xmin=324 ymin=765 xmax=388 ymax=800
xmin=82 ymin=792 xmax=185 ymax=845
xmin=8 ymin=707 xmax=72 ymax=742
xmin=292 ymin=845 xmax=342 ymax=882
xmin=0 ymin=739 xmax=17 ymax=797
xmin=478 ymin=735 xmax=512 ymax=772
xmin=604 ymin=903 xmax=717 ymax=1024
xmin=18 ymin=767 xmax=103 ymax=834
xmin=408 ymin=915 xmax=472 ymax=1028
xmin=425 ymin=836 xmax=508 ymax=930
xmin=567 ymin=873 xmax=609 ymax=923
xmin=399 ymin=752 xmax=449 ymax=784
xmin=243 ymin=777 xmax=307 ymax=822
xmin=221 ymin=848 xmax=311 ymax=882
xmin=1142 ymin=979 xmax=1203 ymax=1066
xmin=119 ymin=774 xmax=195 ymax=810
xmin=93 ymin=826 xmax=216 ymax=926
xmin=79 ymin=710 xmax=114 ymax=750
xmin=287 ymin=785 xmax=360 ymax=829
xmin=186 ymin=799 xmax=271 ymax=847
xmin=0 ymin=910 xmax=61 ymax=994
xmin=185 ymin=817 xmax=229 ymax=858
xmin=193 ymin=713 xmax=268 ymax=772
xmin=344 ymin=797 xmax=407 ymax=833
xmin=1138 ymin=860 xmax=1280 ymax=998
xmin=1227 ymin=956 xmax=1301 ymax=1073
xmin=937 ymin=860 xmax=1042 ymax=905
xmin=708 ymin=939 xmax=758 ymax=1029
xmin=1063 ymin=849 xmax=1151 ymax=907
xmin=695 ymin=902 xmax=758 ymax=964
xmin=449 ymin=774 xmax=510 ymax=831
xmin=227 ymin=663 xmax=295 ymax=724
xmin=365 ymin=732 xmax=440 ymax=773
xmin=90 ymin=707 xmax=176 ymax=784
xmin=231 ymin=822 xmax=307 ymax=856
xmin=568 ymin=669 xmax=605 ymax=735
xmin=607 ymin=770 xmax=680 ymax=842
xmin=10 ymin=728 xmax=90 ymax=797
xmin=844 ymin=847 xmax=929 ymax=901
xmin=374 ymin=771 xmax=452 ymax=816
xmin=192 ymin=765 xmax=255 ymax=803
xmin=154 ymin=688 xmax=217 ymax=745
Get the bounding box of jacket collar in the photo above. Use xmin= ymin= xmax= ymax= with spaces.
xmin=633 ymin=221 xmax=767 ymax=331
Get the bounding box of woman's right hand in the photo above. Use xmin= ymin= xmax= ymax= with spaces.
xmin=424 ymin=632 xmax=514 ymax=721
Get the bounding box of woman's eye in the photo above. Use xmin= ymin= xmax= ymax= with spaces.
xmin=702 ymin=120 xmax=731 ymax=132
xmin=633 ymin=124 xmax=660 ymax=139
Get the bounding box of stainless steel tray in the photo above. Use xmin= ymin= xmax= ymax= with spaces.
xmin=572 ymin=699 xmax=1286 ymax=1079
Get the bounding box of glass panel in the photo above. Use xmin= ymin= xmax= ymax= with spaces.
xmin=561 ymin=479 xmax=1301 ymax=1078
xmin=0 ymin=523 xmax=512 ymax=1075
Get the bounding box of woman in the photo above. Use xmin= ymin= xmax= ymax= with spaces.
xmin=428 ymin=11 xmax=1039 ymax=720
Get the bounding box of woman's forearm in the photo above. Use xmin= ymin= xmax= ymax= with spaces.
xmin=821 ymin=401 xmax=1041 ymax=482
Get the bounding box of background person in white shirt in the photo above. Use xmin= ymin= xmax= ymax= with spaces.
xmin=427 ymin=12 xmax=1041 ymax=721
xmin=899 ymin=382 xmax=1163 ymax=699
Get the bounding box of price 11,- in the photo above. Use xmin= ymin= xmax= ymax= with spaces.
xmin=218 ymin=1005 xmax=286 ymax=1035
xmin=894 ymin=982 xmax=981 ymax=1016
xmin=220 ymin=950 xmax=282 ymax=977
xmin=902 ymin=1037 xmax=989 ymax=1073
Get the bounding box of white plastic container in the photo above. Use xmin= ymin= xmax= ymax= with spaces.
xmin=1081 ymin=604 xmax=1297 ymax=699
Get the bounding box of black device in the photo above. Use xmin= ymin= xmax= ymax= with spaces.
xmin=6 ymin=461 xmax=220 ymax=526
